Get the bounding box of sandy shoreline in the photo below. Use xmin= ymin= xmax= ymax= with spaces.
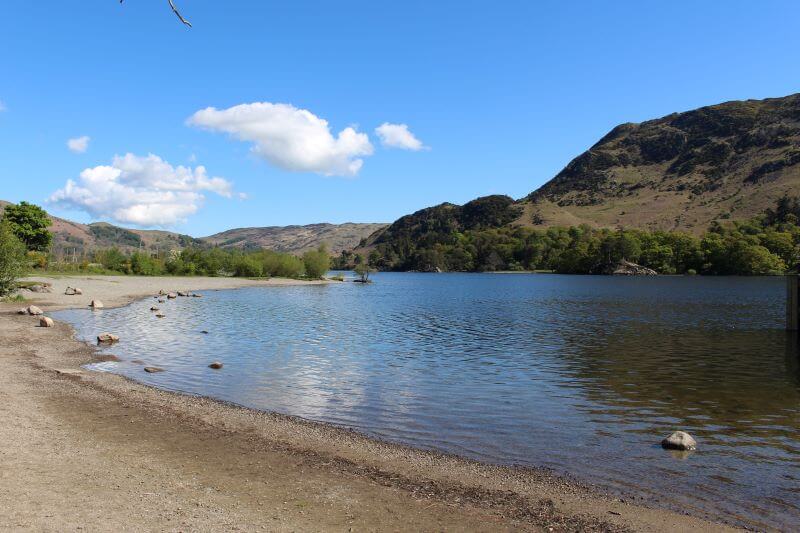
xmin=0 ymin=275 xmax=737 ymax=531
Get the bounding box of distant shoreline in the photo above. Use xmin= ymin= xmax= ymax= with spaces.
xmin=0 ymin=275 xmax=738 ymax=531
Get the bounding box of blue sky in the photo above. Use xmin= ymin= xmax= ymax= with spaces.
xmin=1 ymin=1 xmax=799 ymax=236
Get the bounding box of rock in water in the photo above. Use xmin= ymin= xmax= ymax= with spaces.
xmin=661 ymin=431 xmax=697 ymax=450
xmin=27 ymin=305 xmax=44 ymax=316
xmin=144 ymin=367 xmax=164 ymax=373
xmin=97 ymin=333 xmax=120 ymax=344
xmin=167 ymin=293 xmax=177 ymax=299
xmin=89 ymin=300 xmax=104 ymax=309
xmin=208 ymin=361 xmax=224 ymax=369
xmin=158 ymin=299 xmax=166 ymax=304
xmin=192 ymin=294 xmax=202 ymax=297
xmin=177 ymin=291 xmax=189 ymax=297
xmin=150 ymin=306 xmax=160 ymax=311
xmin=39 ymin=317 xmax=54 ymax=327
xmin=155 ymin=313 xmax=166 ymax=318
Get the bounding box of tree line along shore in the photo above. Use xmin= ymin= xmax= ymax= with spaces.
xmin=3 ymin=197 xmax=800 ymax=299
xmin=334 ymin=195 xmax=800 ymax=275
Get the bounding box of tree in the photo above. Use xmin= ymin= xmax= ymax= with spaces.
xmin=354 ymin=262 xmax=375 ymax=283
xmin=2 ymin=202 xmax=52 ymax=252
xmin=0 ymin=220 xmax=28 ymax=296
xmin=302 ymin=245 xmax=331 ymax=279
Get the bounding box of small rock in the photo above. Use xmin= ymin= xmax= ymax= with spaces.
xmin=97 ymin=333 xmax=120 ymax=344
xmin=27 ymin=305 xmax=44 ymax=316
xmin=155 ymin=313 xmax=166 ymax=318
xmin=192 ymin=294 xmax=202 ymax=298
xmin=17 ymin=308 xmax=27 ymax=315
xmin=54 ymin=368 xmax=82 ymax=376
xmin=150 ymin=306 xmax=160 ymax=311
xmin=167 ymin=293 xmax=177 ymax=299
xmin=158 ymin=299 xmax=166 ymax=304
xmin=89 ymin=300 xmax=104 ymax=309
xmin=200 ymin=330 xmax=209 ymax=334
xmin=144 ymin=367 xmax=164 ymax=373
xmin=64 ymin=287 xmax=83 ymax=296
xmin=208 ymin=361 xmax=224 ymax=369
xmin=177 ymin=291 xmax=189 ymax=297
xmin=159 ymin=289 xmax=167 ymax=295
xmin=39 ymin=316 xmax=54 ymax=328
xmin=661 ymin=431 xmax=697 ymax=451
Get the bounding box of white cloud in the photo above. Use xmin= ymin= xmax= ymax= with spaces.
xmin=0 ymin=100 xmax=6 ymax=112
xmin=375 ymin=122 xmax=426 ymax=151
xmin=67 ymin=135 xmax=90 ymax=153
xmin=48 ymin=153 xmax=235 ymax=227
xmin=188 ymin=102 xmax=374 ymax=177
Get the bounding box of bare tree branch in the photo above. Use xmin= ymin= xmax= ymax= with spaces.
xmin=119 ymin=0 xmax=192 ymax=28
xmin=167 ymin=0 xmax=192 ymax=27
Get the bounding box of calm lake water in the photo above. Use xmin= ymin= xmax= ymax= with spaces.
xmin=54 ymin=274 xmax=800 ymax=529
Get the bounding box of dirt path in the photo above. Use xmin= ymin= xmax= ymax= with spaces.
xmin=0 ymin=276 xmax=737 ymax=531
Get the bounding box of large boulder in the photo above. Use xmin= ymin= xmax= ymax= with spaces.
xmin=97 ymin=333 xmax=120 ymax=344
xmin=661 ymin=431 xmax=697 ymax=451
xmin=39 ymin=317 xmax=54 ymax=327
xmin=89 ymin=300 xmax=104 ymax=309
xmin=27 ymin=305 xmax=44 ymax=316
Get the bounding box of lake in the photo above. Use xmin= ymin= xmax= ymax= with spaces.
xmin=53 ymin=273 xmax=800 ymax=529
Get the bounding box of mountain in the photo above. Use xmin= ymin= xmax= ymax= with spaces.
xmin=522 ymin=93 xmax=800 ymax=232
xmin=201 ymin=223 xmax=388 ymax=254
xmin=0 ymin=200 xmax=385 ymax=256
xmin=360 ymin=92 xmax=800 ymax=254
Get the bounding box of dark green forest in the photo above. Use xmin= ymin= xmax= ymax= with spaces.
xmin=335 ymin=195 xmax=800 ymax=275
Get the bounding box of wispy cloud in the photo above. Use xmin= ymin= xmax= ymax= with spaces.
xmin=67 ymin=135 xmax=91 ymax=153
xmin=188 ymin=102 xmax=374 ymax=177
xmin=48 ymin=153 xmax=235 ymax=227
xmin=375 ymin=122 xmax=427 ymax=151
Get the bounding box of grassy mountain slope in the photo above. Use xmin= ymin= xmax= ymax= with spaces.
xmin=201 ymin=223 xmax=388 ymax=254
xmin=522 ymin=93 xmax=800 ymax=232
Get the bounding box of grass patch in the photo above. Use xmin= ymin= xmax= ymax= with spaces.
xmin=1 ymin=294 xmax=26 ymax=303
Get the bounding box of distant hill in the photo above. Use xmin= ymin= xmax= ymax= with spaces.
xmin=522 ymin=93 xmax=800 ymax=232
xmin=201 ymin=223 xmax=389 ymax=254
xmin=0 ymin=200 xmax=385 ymax=256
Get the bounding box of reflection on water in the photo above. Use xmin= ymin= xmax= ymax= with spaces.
xmin=53 ymin=274 xmax=800 ymax=529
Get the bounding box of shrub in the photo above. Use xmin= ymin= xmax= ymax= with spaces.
xmin=0 ymin=220 xmax=28 ymax=296
xmin=232 ymin=255 xmax=263 ymax=278
xmin=302 ymin=245 xmax=331 ymax=279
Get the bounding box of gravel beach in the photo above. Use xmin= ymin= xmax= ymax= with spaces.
xmin=0 ymin=275 xmax=737 ymax=531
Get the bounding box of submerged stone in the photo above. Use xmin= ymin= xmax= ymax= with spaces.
xmin=661 ymin=431 xmax=697 ymax=451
